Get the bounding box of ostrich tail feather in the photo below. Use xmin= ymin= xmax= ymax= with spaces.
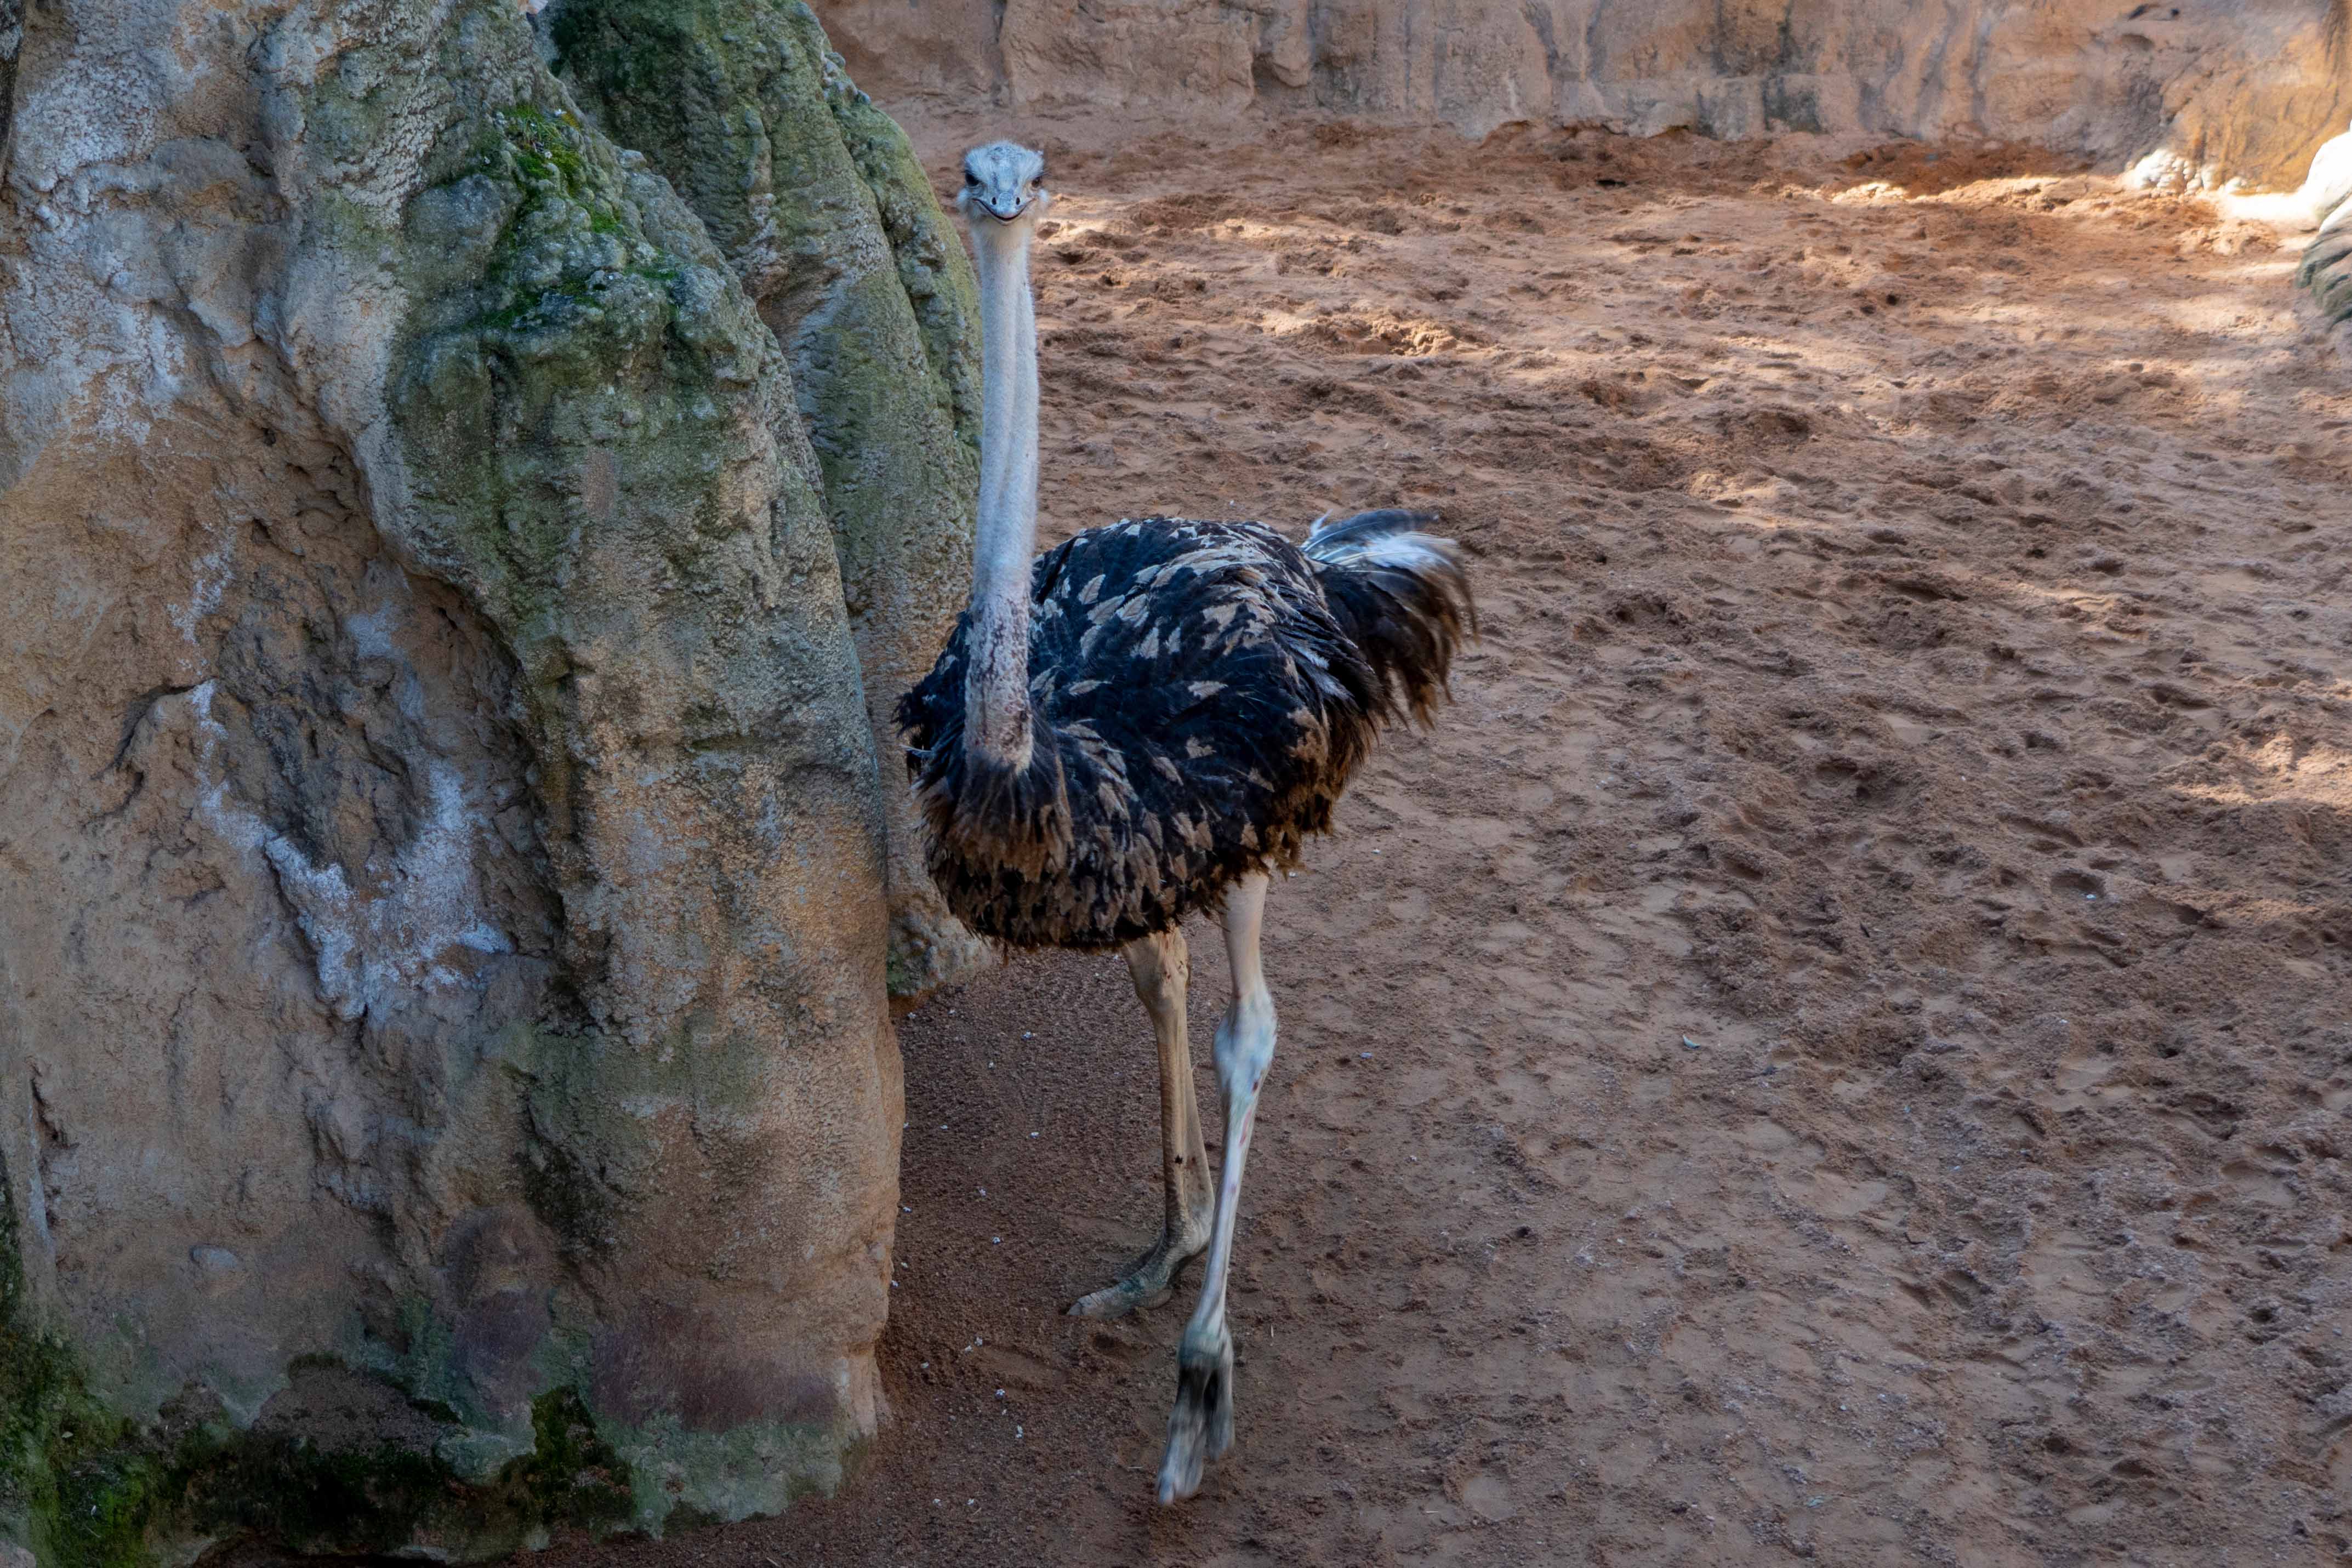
xmin=1304 ymin=509 xmax=1477 ymax=725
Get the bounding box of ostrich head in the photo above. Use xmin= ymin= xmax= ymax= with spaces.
xmin=958 ymin=140 xmax=1050 ymax=226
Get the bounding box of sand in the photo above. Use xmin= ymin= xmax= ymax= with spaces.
xmin=547 ymin=117 xmax=2352 ymax=1566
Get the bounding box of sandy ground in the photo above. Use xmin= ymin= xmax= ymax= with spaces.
xmin=549 ymin=116 xmax=2352 ymax=1566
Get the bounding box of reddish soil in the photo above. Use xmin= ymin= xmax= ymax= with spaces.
xmin=551 ymin=116 xmax=2352 ymax=1566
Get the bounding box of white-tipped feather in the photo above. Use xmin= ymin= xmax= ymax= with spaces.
xmin=1301 ymin=510 xmax=1459 ymax=575
xmin=1330 ymin=532 xmax=1456 ymax=572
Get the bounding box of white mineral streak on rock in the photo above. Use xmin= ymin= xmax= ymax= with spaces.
xmin=189 ymin=681 xmax=509 ymax=1022
xmin=170 ymin=527 xmax=235 ymax=643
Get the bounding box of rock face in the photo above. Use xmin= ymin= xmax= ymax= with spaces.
xmin=549 ymin=0 xmax=991 ymax=995
xmin=0 ymin=1 xmax=967 ymax=1559
xmin=814 ymin=0 xmax=2352 ymax=189
xmin=2299 ymin=119 xmax=2352 ymax=322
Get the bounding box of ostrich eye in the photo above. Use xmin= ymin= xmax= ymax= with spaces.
xmin=964 ymin=170 xmax=978 ymax=187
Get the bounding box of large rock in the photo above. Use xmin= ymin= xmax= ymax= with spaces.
xmin=2298 ymin=119 xmax=2352 ymax=324
xmin=546 ymin=0 xmax=990 ymax=995
xmin=813 ymin=0 xmax=2352 ymax=189
xmin=0 ymin=0 xmax=958 ymax=1559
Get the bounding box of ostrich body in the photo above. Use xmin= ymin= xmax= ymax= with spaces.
xmin=898 ymin=141 xmax=1472 ymax=1503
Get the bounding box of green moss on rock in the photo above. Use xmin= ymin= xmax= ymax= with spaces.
xmin=550 ymin=0 xmax=990 ymax=995
xmin=2 ymin=1144 xmax=127 ymax=1566
xmin=789 ymin=4 xmax=983 ymax=452
xmin=8 ymin=1373 xmax=637 ymax=1567
xmin=4 ymin=1163 xmax=632 ymax=1568
xmin=394 ymin=88 xmax=776 ymax=671
xmin=546 ymin=0 xmax=976 ymax=607
xmin=493 ymin=1388 xmax=639 ymax=1533
xmin=8 ymin=1164 xmax=638 ymax=1567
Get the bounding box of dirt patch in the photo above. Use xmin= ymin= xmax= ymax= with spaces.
xmin=543 ymin=113 xmax=2349 ymax=1566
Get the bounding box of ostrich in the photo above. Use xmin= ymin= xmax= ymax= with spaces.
xmin=898 ymin=140 xmax=1474 ymax=1503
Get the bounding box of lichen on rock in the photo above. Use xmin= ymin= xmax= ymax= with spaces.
xmin=546 ymin=0 xmax=991 ymax=994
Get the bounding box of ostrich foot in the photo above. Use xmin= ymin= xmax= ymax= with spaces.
xmin=1068 ymin=1217 xmax=1211 ymax=1319
xmin=1155 ymin=1325 xmax=1234 ymax=1504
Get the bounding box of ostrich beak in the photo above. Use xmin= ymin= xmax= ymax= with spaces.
xmin=959 ymin=186 xmax=1046 ymax=224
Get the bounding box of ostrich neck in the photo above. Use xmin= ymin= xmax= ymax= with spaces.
xmin=966 ymin=215 xmax=1041 ymax=768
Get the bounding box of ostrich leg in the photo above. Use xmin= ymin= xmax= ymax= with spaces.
xmin=1071 ymin=928 xmax=1215 ymax=1318
xmin=1158 ymin=873 xmax=1274 ymax=1504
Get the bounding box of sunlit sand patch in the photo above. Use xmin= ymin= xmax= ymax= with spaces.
xmin=1254 ymin=305 xmax=1490 ymax=356
xmin=2179 ymin=737 xmax=2352 ymax=807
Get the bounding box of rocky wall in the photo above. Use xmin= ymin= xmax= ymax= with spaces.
xmin=814 ymin=0 xmax=2352 ymax=190
xmin=0 ymin=1 xmax=964 ymax=1560
xmin=546 ymin=0 xmax=990 ymax=995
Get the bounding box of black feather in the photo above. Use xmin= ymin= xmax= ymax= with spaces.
xmin=898 ymin=514 xmax=1472 ymax=950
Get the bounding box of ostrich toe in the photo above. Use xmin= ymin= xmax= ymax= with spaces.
xmin=1156 ymin=1326 xmax=1235 ymax=1503
xmin=1069 ymin=1217 xmax=1211 ymax=1318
